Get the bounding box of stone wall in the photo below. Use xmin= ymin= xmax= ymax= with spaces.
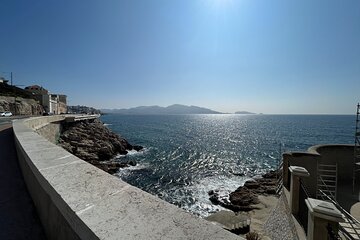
xmin=13 ymin=115 xmax=243 ymax=240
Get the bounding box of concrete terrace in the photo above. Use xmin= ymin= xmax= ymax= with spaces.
xmin=9 ymin=115 xmax=243 ymax=240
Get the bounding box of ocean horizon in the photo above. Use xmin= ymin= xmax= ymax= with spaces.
xmin=101 ymin=114 xmax=355 ymax=217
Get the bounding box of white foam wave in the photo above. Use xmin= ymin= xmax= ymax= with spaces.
xmin=169 ymin=175 xmax=249 ymax=217
xmin=115 ymin=163 xmax=150 ymax=177
xmin=114 ymin=147 xmax=150 ymax=159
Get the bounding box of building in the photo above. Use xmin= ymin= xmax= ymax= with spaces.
xmin=0 ymin=77 xmax=9 ymax=84
xmin=25 ymin=85 xmax=67 ymax=114
xmin=24 ymin=85 xmax=48 ymax=95
xmin=67 ymin=105 xmax=101 ymax=114
xmin=40 ymin=94 xmax=67 ymax=114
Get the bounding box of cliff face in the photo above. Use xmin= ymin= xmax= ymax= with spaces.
xmin=0 ymin=96 xmax=43 ymax=115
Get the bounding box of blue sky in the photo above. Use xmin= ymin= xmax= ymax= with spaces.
xmin=1 ymin=0 xmax=359 ymax=114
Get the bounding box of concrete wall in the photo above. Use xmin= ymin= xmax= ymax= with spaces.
xmin=312 ymin=145 xmax=354 ymax=182
xmin=13 ymin=116 xmax=242 ymax=240
xmin=283 ymin=152 xmax=320 ymax=197
xmin=283 ymin=144 xmax=354 ymax=197
xmin=36 ymin=122 xmax=62 ymax=144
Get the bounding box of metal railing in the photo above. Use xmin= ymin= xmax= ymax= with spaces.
xmin=319 ymin=189 xmax=360 ymax=240
xmin=276 ymin=161 xmax=283 ymax=195
xmin=298 ymin=179 xmax=311 ymax=233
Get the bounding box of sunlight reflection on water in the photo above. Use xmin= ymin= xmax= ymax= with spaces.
xmin=103 ymin=114 xmax=354 ymax=216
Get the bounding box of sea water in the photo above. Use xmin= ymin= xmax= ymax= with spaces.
xmin=100 ymin=114 xmax=355 ymax=217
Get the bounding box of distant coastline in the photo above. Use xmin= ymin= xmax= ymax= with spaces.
xmin=235 ymin=111 xmax=256 ymax=115
xmin=101 ymin=104 xmax=256 ymax=115
xmin=101 ymin=104 xmax=222 ymax=115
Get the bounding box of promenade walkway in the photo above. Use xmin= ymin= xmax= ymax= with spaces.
xmin=0 ymin=124 xmax=46 ymax=240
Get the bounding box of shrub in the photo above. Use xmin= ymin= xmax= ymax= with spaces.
xmin=246 ymin=232 xmax=262 ymax=240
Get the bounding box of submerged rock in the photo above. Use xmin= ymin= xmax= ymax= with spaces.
xmin=58 ymin=118 xmax=143 ymax=174
xmin=132 ymin=145 xmax=144 ymax=151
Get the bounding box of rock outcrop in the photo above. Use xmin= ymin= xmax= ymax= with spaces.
xmin=209 ymin=170 xmax=279 ymax=212
xmin=0 ymin=96 xmax=43 ymax=115
xmin=58 ymin=119 xmax=143 ymax=174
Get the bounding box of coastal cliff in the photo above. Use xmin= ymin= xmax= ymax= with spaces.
xmin=0 ymin=96 xmax=43 ymax=115
xmin=58 ymin=119 xmax=143 ymax=174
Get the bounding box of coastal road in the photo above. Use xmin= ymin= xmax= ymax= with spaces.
xmin=0 ymin=123 xmax=46 ymax=240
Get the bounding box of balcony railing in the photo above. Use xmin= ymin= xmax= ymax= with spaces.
xmin=297 ymin=179 xmax=311 ymax=233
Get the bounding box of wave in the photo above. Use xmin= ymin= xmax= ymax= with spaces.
xmin=115 ymin=163 xmax=151 ymax=178
xmin=161 ymin=175 xmax=249 ymax=217
xmin=114 ymin=147 xmax=150 ymax=159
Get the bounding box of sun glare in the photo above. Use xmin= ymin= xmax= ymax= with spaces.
xmin=208 ymin=0 xmax=234 ymax=8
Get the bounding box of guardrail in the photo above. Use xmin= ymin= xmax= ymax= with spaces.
xmin=298 ymin=179 xmax=311 ymax=233
xmin=12 ymin=115 xmax=242 ymax=240
xmin=319 ymin=189 xmax=360 ymax=240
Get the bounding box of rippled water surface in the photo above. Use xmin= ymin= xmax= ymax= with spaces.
xmin=100 ymin=114 xmax=354 ymax=216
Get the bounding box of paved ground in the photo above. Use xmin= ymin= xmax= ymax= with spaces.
xmin=264 ymin=192 xmax=301 ymax=240
xmin=0 ymin=124 xmax=46 ymax=240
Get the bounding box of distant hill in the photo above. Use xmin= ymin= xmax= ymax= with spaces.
xmin=101 ymin=104 xmax=222 ymax=115
xmin=68 ymin=105 xmax=101 ymax=114
xmin=235 ymin=111 xmax=256 ymax=114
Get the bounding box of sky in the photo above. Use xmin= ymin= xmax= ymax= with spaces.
xmin=0 ymin=0 xmax=359 ymax=114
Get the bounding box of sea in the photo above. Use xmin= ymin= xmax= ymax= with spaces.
xmin=100 ymin=114 xmax=355 ymax=217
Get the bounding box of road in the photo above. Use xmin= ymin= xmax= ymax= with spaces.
xmin=0 ymin=123 xmax=46 ymax=240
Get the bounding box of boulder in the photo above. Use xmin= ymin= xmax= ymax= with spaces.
xmin=58 ymin=119 xmax=143 ymax=174
xmin=230 ymin=187 xmax=259 ymax=207
xmin=133 ymin=145 xmax=144 ymax=151
xmin=243 ymin=180 xmax=260 ymax=189
xmin=208 ymin=170 xmax=280 ymax=212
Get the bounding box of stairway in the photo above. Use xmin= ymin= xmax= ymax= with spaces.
xmin=339 ymin=218 xmax=360 ymax=240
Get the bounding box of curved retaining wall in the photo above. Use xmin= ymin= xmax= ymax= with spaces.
xmin=13 ymin=116 xmax=241 ymax=240
xmin=283 ymin=144 xmax=354 ymax=197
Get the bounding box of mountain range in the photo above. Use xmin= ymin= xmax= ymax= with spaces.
xmin=235 ymin=111 xmax=256 ymax=114
xmin=101 ymin=104 xmax=222 ymax=115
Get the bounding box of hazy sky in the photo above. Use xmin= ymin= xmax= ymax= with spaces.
xmin=1 ymin=0 xmax=359 ymax=114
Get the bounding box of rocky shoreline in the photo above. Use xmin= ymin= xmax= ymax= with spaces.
xmin=58 ymin=118 xmax=143 ymax=174
xmin=208 ymin=170 xmax=279 ymax=212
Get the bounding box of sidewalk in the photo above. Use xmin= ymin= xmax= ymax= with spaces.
xmin=0 ymin=124 xmax=46 ymax=240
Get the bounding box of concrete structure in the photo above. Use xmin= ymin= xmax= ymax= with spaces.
xmin=289 ymin=166 xmax=310 ymax=215
xmin=0 ymin=77 xmax=9 ymax=84
xmin=40 ymin=94 xmax=67 ymax=114
xmin=12 ymin=115 xmax=243 ymax=240
xmin=305 ymin=198 xmax=344 ymax=240
xmin=284 ymin=144 xmax=360 ymax=239
xmin=283 ymin=144 xmax=355 ymax=201
xmin=25 ymin=85 xmax=67 ymax=114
